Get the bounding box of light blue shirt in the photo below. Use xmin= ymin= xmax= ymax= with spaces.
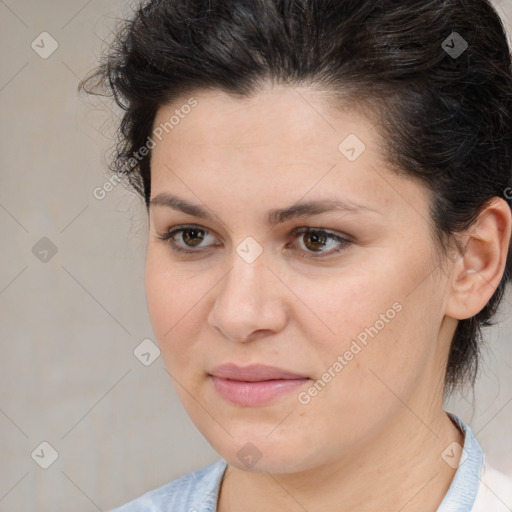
xmin=110 ymin=412 xmax=485 ymax=511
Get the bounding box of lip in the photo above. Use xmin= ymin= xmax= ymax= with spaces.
xmin=209 ymin=363 xmax=310 ymax=407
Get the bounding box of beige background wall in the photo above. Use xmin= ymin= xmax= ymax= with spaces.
xmin=1 ymin=1 xmax=511 ymax=510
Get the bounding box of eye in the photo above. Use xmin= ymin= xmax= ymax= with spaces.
xmin=155 ymin=224 xmax=352 ymax=257
xmin=155 ymin=224 xmax=219 ymax=253
xmin=288 ymin=227 xmax=352 ymax=257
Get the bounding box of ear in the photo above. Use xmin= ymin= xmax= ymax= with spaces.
xmin=445 ymin=197 xmax=512 ymax=321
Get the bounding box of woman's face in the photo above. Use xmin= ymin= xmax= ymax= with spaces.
xmin=145 ymin=86 xmax=456 ymax=474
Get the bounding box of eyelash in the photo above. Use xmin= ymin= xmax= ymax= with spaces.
xmin=155 ymin=224 xmax=353 ymax=258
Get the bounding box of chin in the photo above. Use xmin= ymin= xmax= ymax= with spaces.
xmin=209 ymin=433 xmax=320 ymax=474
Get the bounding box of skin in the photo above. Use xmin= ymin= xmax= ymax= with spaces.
xmin=144 ymin=86 xmax=511 ymax=512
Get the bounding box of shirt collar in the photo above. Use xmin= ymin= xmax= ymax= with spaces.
xmin=435 ymin=411 xmax=484 ymax=511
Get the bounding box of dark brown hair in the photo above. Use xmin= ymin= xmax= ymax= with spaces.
xmin=79 ymin=0 xmax=512 ymax=398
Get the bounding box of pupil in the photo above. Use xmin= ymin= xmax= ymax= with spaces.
xmin=184 ymin=229 xmax=204 ymax=246
xmin=306 ymin=232 xmax=325 ymax=251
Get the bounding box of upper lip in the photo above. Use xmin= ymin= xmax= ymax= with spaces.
xmin=209 ymin=363 xmax=308 ymax=382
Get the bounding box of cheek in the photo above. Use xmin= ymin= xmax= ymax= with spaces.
xmin=145 ymin=257 xmax=173 ymax=341
xmin=145 ymin=249 xmax=196 ymax=354
xmin=290 ymin=250 xmax=437 ymax=391
xmin=284 ymin=262 xmax=399 ymax=351
xmin=144 ymin=247 xmax=219 ymax=388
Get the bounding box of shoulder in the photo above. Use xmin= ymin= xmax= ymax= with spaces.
xmin=471 ymin=459 xmax=512 ymax=512
xmin=109 ymin=459 xmax=228 ymax=512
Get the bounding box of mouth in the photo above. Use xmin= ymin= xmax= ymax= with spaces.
xmin=208 ymin=363 xmax=311 ymax=406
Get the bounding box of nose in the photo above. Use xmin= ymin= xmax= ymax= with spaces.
xmin=207 ymin=250 xmax=288 ymax=342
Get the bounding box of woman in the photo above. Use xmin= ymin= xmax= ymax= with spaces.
xmin=80 ymin=0 xmax=512 ymax=510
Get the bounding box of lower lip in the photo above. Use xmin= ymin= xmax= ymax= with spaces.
xmin=210 ymin=375 xmax=309 ymax=406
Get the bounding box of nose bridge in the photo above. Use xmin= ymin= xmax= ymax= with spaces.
xmin=219 ymin=248 xmax=268 ymax=314
xmin=208 ymin=243 xmax=287 ymax=341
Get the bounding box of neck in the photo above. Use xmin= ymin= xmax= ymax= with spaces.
xmin=217 ymin=408 xmax=464 ymax=512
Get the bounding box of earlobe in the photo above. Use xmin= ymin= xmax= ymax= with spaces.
xmin=445 ymin=197 xmax=512 ymax=321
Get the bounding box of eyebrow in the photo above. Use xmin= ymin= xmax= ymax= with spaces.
xmin=149 ymin=192 xmax=378 ymax=225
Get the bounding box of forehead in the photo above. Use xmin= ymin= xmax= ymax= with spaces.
xmin=152 ymin=86 xmax=367 ymax=153
xmin=149 ymin=86 xmax=428 ymax=222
